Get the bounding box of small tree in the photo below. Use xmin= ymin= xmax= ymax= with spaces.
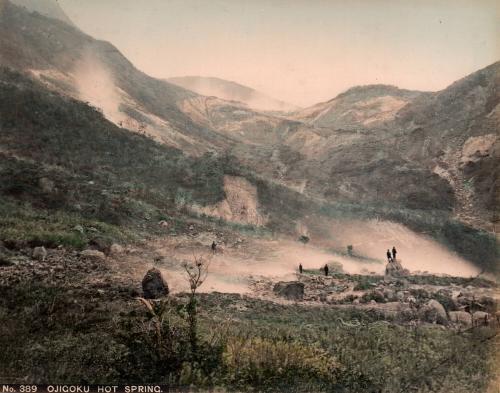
xmin=298 ymin=235 xmax=310 ymax=246
xmin=347 ymin=245 xmax=353 ymax=256
xmin=182 ymin=254 xmax=211 ymax=355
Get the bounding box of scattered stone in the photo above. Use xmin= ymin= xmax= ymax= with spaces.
xmin=142 ymin=268 xmax=169 ymax=299
xmin=384 ymin=289 xmax=395 ymax=301
xmin=89 ymin=237 xmax=111 ymax=255
xmin=81 ymin=249 xmax=106 ymax=261
xmin=273 ymin=281 xmax=304 ymax=300
xmin=32 ymin=246 xmax=47 ymax=261
xmin=0 ymin=243 xmax=14 ymax=266
xmin=38 ymin=177 xmax=55 ymax=193
xmin=419 ymin=299 xmax=448 ymax=324
xmin=109 ymin=244 xmax=124 ymax=255
xmin=449 ymin=311 xmax=472 ymax=327
xmin=73 ymin=225 xmax=84 ymax=234
xmin=472 ymin=311 xmax=490 ymax=326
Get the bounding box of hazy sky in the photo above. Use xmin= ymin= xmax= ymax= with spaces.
xmin=59 ymin=0 xmax=499 ymax=107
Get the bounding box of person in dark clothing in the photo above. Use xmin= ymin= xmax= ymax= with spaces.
xmin=299 ymin=263 xmax=303 ymax=274
xmin=211 ymin=241 xmax=217 ymax=253
xmin=392 ymin=246 xmax=397 ymax=261
xmin=324 ymin=264 xmax=329 ymax=276
xmin=386 ymin=249 xmax=393 ymax=262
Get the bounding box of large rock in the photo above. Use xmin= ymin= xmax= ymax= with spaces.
xmin=472 ymin=311 xmax=490 ymax=326
xmin=449 ymin=311 xmax=472 ymax=327
xmin=38 ymin=177 xmax=55 ymax=193
xmin=81 ymin=249 xmax=106 ymax=261
xmin=385 ymin=259 xmax=409 ymax=278
xmin=419 ymin=299 xmax=448 ymax=324
xmin=109 ymin=243 xmax=124 ymax=255
xmin=273 ymin=281 xmax=304 ymax=300
xmin=142 ymin=268 xmax=169 ymax=299
xmin=0 ymin=243 xmax=14 ymax=266
xmin=32 ymin=246 xmax=47 ymax=261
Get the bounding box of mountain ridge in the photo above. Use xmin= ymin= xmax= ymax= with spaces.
xmin=168 ymin=75 xmax=300 ymax=113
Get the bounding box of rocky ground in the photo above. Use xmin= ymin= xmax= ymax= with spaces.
xmin=1 ymin=229 xmax=499 ymax=391
xmin=2 ymin=225 xmax=498 ymax=332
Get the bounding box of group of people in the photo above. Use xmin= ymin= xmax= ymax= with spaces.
xmin=298 ymin=263 xmax=330 ymax=276
xmin=297 ymin=246 xmax=400 ymax=276
xmin=386 ymin=246 xmax=398 ymax=262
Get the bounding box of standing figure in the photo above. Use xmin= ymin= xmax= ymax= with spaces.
xmin=211 ymin=241 xmax=217 ymax=254
xmin=299 ymin=263 xmax=303 ymax=274
xmin=392 ymin=246 xmax=397 ymax=261
xmin=324 ymin=264 xmax=329 ymax=276
xmin=386 ymin=249 xmax=392 ymax=262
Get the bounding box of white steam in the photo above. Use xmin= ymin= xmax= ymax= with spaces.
xmin=73 ymin=49 xmax=126 ymax=125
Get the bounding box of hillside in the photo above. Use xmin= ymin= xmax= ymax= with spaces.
xmin=394 ymin=61 xmax=500 ymax=230
xmin=168 ymin=75 xmax=299 ymax=113
xmin=0 ymin=0 xmax=235 ymax=153
xmin=0 ymin=68 xmax=317 ymax=250
xmin=293 ymin=84 xmax=425 ymax=130
xmin=0 ymin=0 xmax=497 ymax=271
xmin=0 ymin=70 xmax=498 ymax=391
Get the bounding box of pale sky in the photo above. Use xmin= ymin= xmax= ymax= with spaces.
xmin=59 ymin=0 xmax=499 ymax=107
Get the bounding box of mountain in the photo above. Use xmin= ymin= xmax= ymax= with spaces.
xmin=168 ymin=76 xmax=300 ymax=113
xmin=0 ymin=0 xmax=235 ymax=153
xmin=0 ymin=0 xmax=497 ymax=271
xmin=293 ymin=84 xmax=425 ymax=130
xmin=0 ymin=0 xmax=299 ymax=153
xmin=284 ymin=65 xmax=499 ymax=227
xmin=9 ymin=0 xmax=75 ymax=27
xmin=394 ymin=61 xmax=500 ymax=229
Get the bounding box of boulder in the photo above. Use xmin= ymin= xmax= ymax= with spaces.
xmin=0 ymin=244 xmax=14 ymax=266
xmin=109 ymin=243 xmax=124 ymax=255
xmin=383 ymin=289 xmax=395 ymax=301
xmin=142 ymin=268 xmax=169 ymax=299
xmin=419 ymin=299 xmax=447 ymax=324
xmin=472 ymin=311 xmax=490 ymax=326
xmin=73 ymin=225 xmax=85 ymax=234
xmin=81 ymin=249 xmax=106 ymax=261
xmin=449 ymin=311 xmax=472 ymax=327
xmin=38 ymin=177 xmax=55 ymax=193
xmin=385 ymin=259 xmax=409 ymax=278
xmin=32 ymin=246 xmax=47 ymax=261
xmin=273 ymin=281 xmax=304 ymax=300
xmin=89 ymin=237 xmax=112 ymax=255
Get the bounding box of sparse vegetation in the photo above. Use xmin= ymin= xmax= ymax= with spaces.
xmin=1 ymin=282 xmax=497 ymax=392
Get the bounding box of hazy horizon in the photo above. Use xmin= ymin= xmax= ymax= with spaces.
xmin=59 ymin=0 xmax=499 ymax=107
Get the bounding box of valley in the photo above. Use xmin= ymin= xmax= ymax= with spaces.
xmin=0 ymin=0 xmax=498 ymax=391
